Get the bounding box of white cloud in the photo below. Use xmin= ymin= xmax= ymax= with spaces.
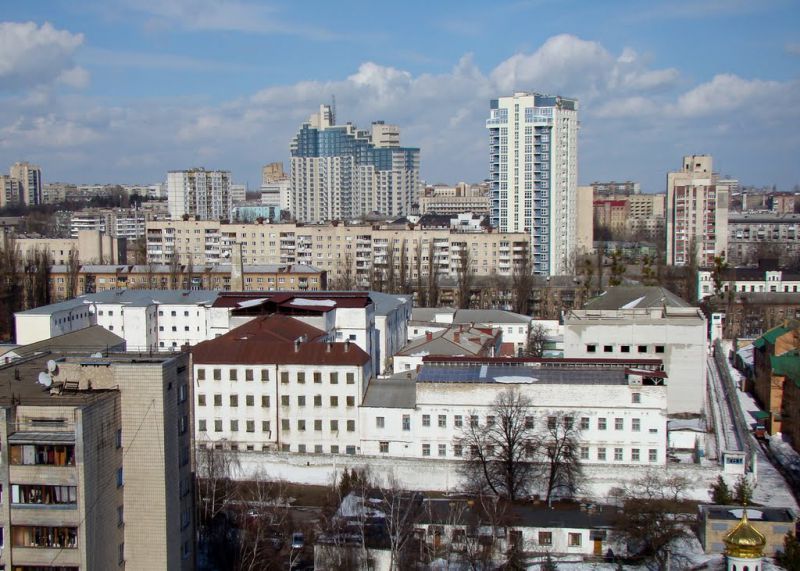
xmin=0 ymin=21 xmax=85 ymax=91
xmin=673 ymin=73 xmax=783 ymax=116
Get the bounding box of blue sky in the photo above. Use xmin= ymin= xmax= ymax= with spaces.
xmin=1 ymin=0 xmax=798 ymax=191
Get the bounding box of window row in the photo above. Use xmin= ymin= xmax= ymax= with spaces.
xmin=376 ymin=414 xmax=645 ymax=432
xmin=198 ymin=394 xmax=356 ymax=408
xmin=198 ymin=418 xmax=357 ymax=433
xmin=405 ymin=443 xmax=659 ymax=462
xmin=586 ymin=343 xmax=665 ymax=354
xmin=197 ymin=368 xmax=356 ymax=384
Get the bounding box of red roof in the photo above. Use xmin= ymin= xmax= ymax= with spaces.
xmin=191 ymin=315 xmax=369 ymax=366
xmin=212 ymin=291 xmax=371 ymax=310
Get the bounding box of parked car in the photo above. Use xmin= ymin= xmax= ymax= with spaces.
xmin=291 ymin=532 xmax=305 ymax=550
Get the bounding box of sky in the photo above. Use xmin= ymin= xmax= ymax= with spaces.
xmin=0 ymin=0 xmax=798 ymax=192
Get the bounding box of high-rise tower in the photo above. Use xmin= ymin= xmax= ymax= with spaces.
xmin=167 ymin=168 xmax=232 ymax=221
xmin=10 ymin=161 xmax=42 ymax=206
xmin=486 ymin=93 xmax=578 ymax=275
xmin=290 ymin=105 xmax=419 ymax=222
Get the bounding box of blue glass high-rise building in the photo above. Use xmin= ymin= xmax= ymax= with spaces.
xmin=290 ymin=105 xmax=419 ymax=222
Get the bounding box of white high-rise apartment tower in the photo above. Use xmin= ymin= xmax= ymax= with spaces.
xmin=167 ymin=168 xmax=232 ymax=220
xmin=666 ymin=155 xmax=730 ymax=266
xmin=486 ymin=93 xmax=578 ymax=275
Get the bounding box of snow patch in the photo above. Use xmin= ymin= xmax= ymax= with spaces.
xmin=290 ymin=298 xmax=337 ymax=307
xmin=409 ymin=351 xmax=430 ymax=357
xmin=728 ymin=508 xmax=763 ymax=520
xmin=237 ymin=298 xmax=267 ymax=309
xmin=494 ymin=376 xmax=538 ymax=384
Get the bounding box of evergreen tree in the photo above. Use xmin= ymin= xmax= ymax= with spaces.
xmin=734 ymin=476 xmax=754 ymax=505
xmin=542 ymin=552 xmax=558 ymax=571
xmin=777 ymin=531 xmax=800 ymax=571
xmin=710 ymin=475 xmax=732 ymax=504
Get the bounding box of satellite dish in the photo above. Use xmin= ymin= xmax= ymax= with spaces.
xmin=47 ymin=360 xmax=58 ymax=373
xmin=38 ymin=372 xmax=52 ymax=387
xmin=91 ymin=352 xmax=103 ymax=358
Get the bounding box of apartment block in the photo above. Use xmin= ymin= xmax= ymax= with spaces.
xmin=144 ymin=219 xmax=531 ymax=287
xmin=10 ymin=161 xmax=43 ymax=206
xmin=167 ymin=168 xmax=232 ymax=221
xmin=666 ymin=155 xmax=730 ymax=266
xmin=593 ymin=193 xmax=665 ymax=239
xmin=727 ymin=212 xmax=800 ymax=266
xmin=290 ymin=105 xmax=420 ymax=221
xmin=69 ymin=209 xmax=149 ymax=239
xmin=4 ymin=230 xmax=127 ymax=265
xmin=487 ymin=93 xmax=578 ymax=275
xmin=590 ymin=181 xmax=640 ymax=197
xmin=418 ymin=183 xmax=490 ymax=215
xmin=0 ymin=343 xmax=194 ymax=570
xmin=0 ymin=175 xmax=22 ymax=208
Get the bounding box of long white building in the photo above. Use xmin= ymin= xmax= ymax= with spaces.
xmin=167 ymin=168 xmax=232 ymax=221
xmin=486 ymin=93 xmax=578 ymax=275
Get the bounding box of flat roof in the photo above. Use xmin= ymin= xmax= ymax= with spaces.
xmin=362 ymin=375 xmax=417 ymax=408
xmin=416 ymin=363 xmax=646 ymax=385
xmin=584 ymin=286 xmax=691 ymax=310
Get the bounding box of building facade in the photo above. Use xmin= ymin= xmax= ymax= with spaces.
xmin=10 ymin=161 xmax=43 ymax=206
xmin=290 ymin=105 xmax=420 ymax=222
xmin=727 ymin=213 xmax=800 ymax=266
xmin=486 ymin=92 xmax=578 ymax=275
xmin=167 ymin=168 xmax=232 ymax=221
xmin=5 ymin=229 xmax=126 ymax=265
xmin=666 ymin=155 xmax=730 ymax=266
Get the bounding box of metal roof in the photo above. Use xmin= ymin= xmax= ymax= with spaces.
xmin=8 ymin=431 xmax=76 ymax=444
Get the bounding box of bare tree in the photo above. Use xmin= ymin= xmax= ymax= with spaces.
xmin=168 ymin=253 xmax=182 ymax=290
xmin=611 ymin=471 xmax=693 ymax=571
xmin=526 ymin=323 xmax=548 ymax=358
xmin=385 ymin=240 xmax=397 ymax=294
xmin=456 ymin=243 xmax=473 ymax=309
xmin=238 ymin=472 xmax=293 ymax=571
xmin=511 ymin=249 xmax=534 ymax=315
xmin=426 ymin=241 xmax=439 ymax=307
xmin=542 ymin=412 xmax=582 ymax=504
xmin=398 ymin=239 xmax=411 ymax=295
xmin=331 ymin=251 xmax=355 ymax=290
xmin=131 ymin=236 xmax=147 ymax=265
xmin=66 ymin=246 xmax=81 ymax=298
xmin=457 ymin=389 xmax=542 ymax=501
xmin=196 ymin=444 xmax=240 ymax=528
xmin=184 ymin=252 xmax=196 ymax=290
xmin=379 ymin=474 xmax=424 ymax=571
xmin=414 ymin=240 xmax=427 ymax=307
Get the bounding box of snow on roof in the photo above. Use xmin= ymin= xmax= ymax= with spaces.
xmin=290 ymin=298 xmax=337 ymax=307
xmin=495 ymin=376 xmax=538 ymax=384
xmin=668 ymin=418 xmax=705 ymax=432
xmin=620 ymin=295 xmax=646 ymax=309
xmin=237 ymin=298 xmax=267 ymax=309
xmin=729 ymin=508 xmax=763 ymax=520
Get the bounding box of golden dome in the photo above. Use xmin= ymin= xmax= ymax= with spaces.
xmin=723 ymin=508 xmax=766 ymax=559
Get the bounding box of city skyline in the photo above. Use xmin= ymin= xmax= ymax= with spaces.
xmin=0 ymin=1 xmax=798 ymax=192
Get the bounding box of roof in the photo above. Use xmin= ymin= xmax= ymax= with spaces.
xmin=770 ymin=350 xmax=800 ymax=385
xmin=754 ymin=324 xmax=793 ymax=348
xmin=16 ymin=289 xmax=219 ymax=315
xmin=191 ymin=315 xmax=370 ymax=367
xmin=452 ymin=309 xmax=532 ymax=325
xmin=212 ymin=291 xmax=371 ymax=311
xmin=11 ymin=326 xmax=126 ymax=358
xmin=584 ymin=286 xmax=691 ymax=310
xmin=701 ymin=505 xmax=795 ymax=523
xmin=396 ymin=326 xmax=498 ymax=358
xmin=367 ymin=291 xmax=412 ymax=316
xmin=361 ymin=374 xmax=416 ymax=408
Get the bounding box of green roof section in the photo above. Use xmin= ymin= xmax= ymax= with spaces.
xmin=770 ymin=350 xmax=800 ymax=386
xmin=758 ymin=325 xmax=791 ymax=347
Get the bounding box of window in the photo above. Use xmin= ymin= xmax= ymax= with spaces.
xmin=422 ymin=415 xmax=431 ymax=427
xmin=231 ymin=420 xmax=239 ymax=432
xmin=614 ymin=448 xmax=623 ymax=461
xmin=525 ymin=416 xmax=534 ymax=429
xmin=262 ymin=421 xmax=271 ymax=433
xmin=298 ymin=420 xmax=306 ymax=432
xmin=297 ymin=372 xmax=305 ymax=384
xmin=229 ymin=395 xmax=238 ymax=407
xmin=487 ymin=416 xmax=496 ymax=427
xmin=615 ymin=418 xmax=623 ymax=430
xmin=198 ymin=394 xmax=206 ymax=406
xmin=213 ymin=369 xmax=221 ymax=381
xmin=346 ymin=445 xmax=356 ymax=455
xmin=261 ymin=395 xmax=270 ymax=408
xmin=655 ymin=345 xmax=665 ymax=353
xmin=438 ymin=415 xmax=446 ymax=428
xmin=632 ymin=418 xmax=641 ymax=431
xmin=347 ymin=420 xmax=355 ymax=432
xmin=245 ymin=369 xmax=254 ymax=381
xmin=315 ymin=445 xmax=323 ymax=453
xmin=580 ymin=417 xmax=589 ymax=430
xmin=298 ymin=395 xmax=306 ymax=407
xmin=454 ymin=444 xmax=463 ymax=457
xmin=454 ymin=415 xmax=463 ymax=428
xmin=538 ymin=532 xmax=552 ymax=546
xmin=638 ymin=345 xmax=647 ymax=353
xmin=346 ymin=396 xmax=355 ymax=407
xmin=246 ymin=420 xmax=255 ymax=433
xmin=597 ymin=447 xmax=606 ymax=461
xmin=197 ymin=369 xmax=206 ymax=381
xmin=214 ymin=420 xmax=222 ymax=433
xmin=438 ymin=444 xmax=446 ymax=457
xmin=547 ymin=416 xmax=557 ymax=429
xmin=402 ymin=415 xmax=410 ymax=431
xmin=314 ymin=372 xmax=322 ymax=383
xmin=376 ymin=416 xmax=385 ymax=429
xmin=631 ymin=448 xmax=640 ymax=461
xmin=422 ymin=444 xmax=431 ymax=456
xmin=380 ymin=441 xmax=389 ymax=453
xmin=470 ymin=415 xmax=479 ymax=427
xmin=598 ymin=417 xmax=607 ymax=430
xmin=281 ymin=419 xmax=290 ymax=431
xmin=314 ymin=420 xmax=322 ymax=431
xmin=620 ymin=345 xmax=630 ymax=353
xmin=347 ymin=372 xmax=355 ymax=384
xmin=586 ymin=344 xmax=597 ymax=353
xmin=580 ymin=446 xmax=589 ymax=460
xmin=330 ymin=396 xmax=339 ymax=407
xmin=116 ymin=468 xmax=124 ymax=488
xmin=298 ymin=444 xmax=306 ymax=453
xmin=261 ymin=370 xmax=269 ymax=382
xmin=330 ymin=420 xmax=339 ymax=431
xmin=632 ymin=392 xmax=641 ymax=404
xmin=281 ymin=395 xmax=289 ymax=406
xmin=603 ymin=345 xmax=613 ymax=353
xmin=213 ymin=394 xmax=222 ymax=406
xmin=330 ymin=372 xmax=338 ymax=384
xmin=649 ymin=449 xmax=658 ymax=462
xmin=568 ymin=532 xmax=582 ymax=547
xmin=564 ymin=416 xmax=574 ymax=429
xmin=280 ymin=372 xmax=289 ymax=384
xmin=199 ymin=420 xmax=207 ymax=432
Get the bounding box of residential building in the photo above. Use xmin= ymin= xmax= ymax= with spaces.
xmin=10 ymin=161 xmax=43 ymax=205
xmin=231 ymin=204 xmax=281 ymax=223
xmin=590 ymin=181 xmax=640 ymax=196
xmin=777 ymin=350 xmax=800 ymax=455
xmin=698 ymin=261 xmax=800 ymax=300
xmin=727 ymin=212 xmax=800 ymax=266
xmin=290 ymin=105 xmax=420 ymax=221
xmin=418 ymin=183 xmax=491 ymax=215
xmin=0 ymin=339 xmax=194 ymax=570
xmin=230 ymin=183 xmax=247 ymax=205
xmin=752 ymin=322 xmax=800 ymax=434
xmin=564 ymin=286 xmax=708 ymax=414
xmin=5 ymin=229 xmax=126 ymax=265
xmin=486 ymin=93 xmax=579 ymax=275
xmin=393 ymin=324 xmax=501 ymax=372
xmin=0 ymin=174 xmax=22 ymax=207
xmin=167 ymin=168 xmax=232 ymax=220
xmin=771 ymin=193 xmax=797 ymax=215
xmin=575 ymin=185 xmax=594 ymax=254
xmin=593 ymin=199 xmax=629 ymax=233
xmin=666 ymin=155 xmax=730 ymax=266
xmin=192 ymin=315 xmax=371 ymax=454
xmin=143 ymin=219 xmax=531 ymax=288
xmin=698 ymin=505 xmax=794 ymax=556
xmin=69 ymin=209 xmax=149 ymax=239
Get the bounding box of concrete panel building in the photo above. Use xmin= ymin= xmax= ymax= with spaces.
xmin=167 ymin=168 xmax=232 ymax=221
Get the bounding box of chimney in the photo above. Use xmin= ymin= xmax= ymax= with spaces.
xmin=294 ymin=339 xmax=301 ymax=353
xmin=454 ymin=331 xmax=461 ymax=344
xmin=345 ymin=340 xmax=350 ymax=352
xmin=326 ymin=341 xmax=332 ymax=353
xmin=425 ymin=331 xmax=433 ymax=341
